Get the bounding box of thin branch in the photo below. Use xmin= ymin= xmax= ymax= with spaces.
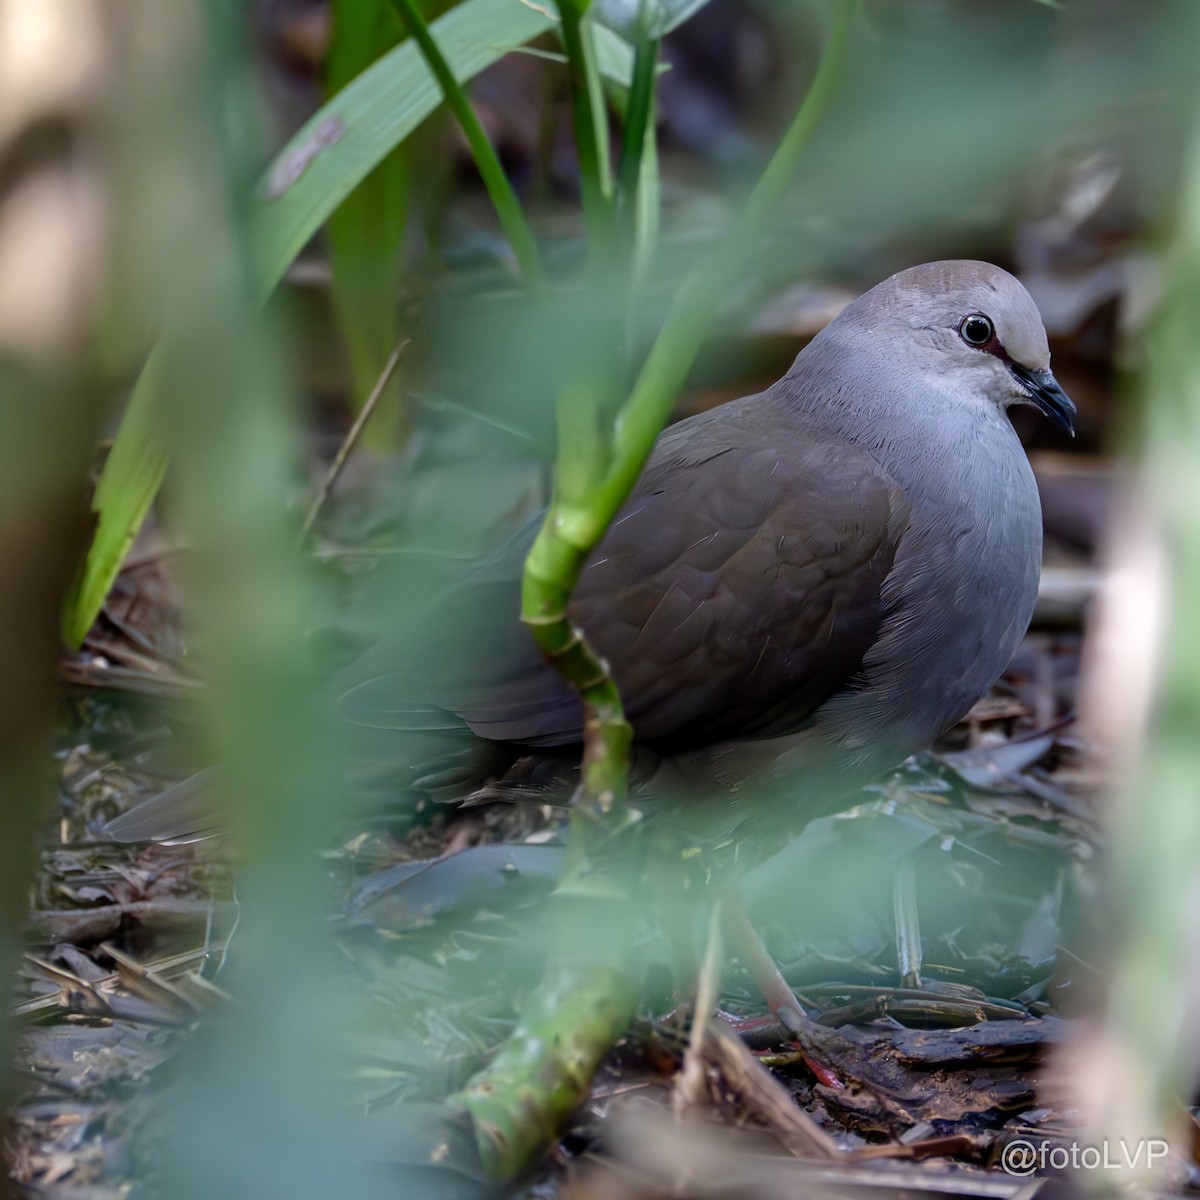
xmin=300 ymin=338 xmax=409 ymax=542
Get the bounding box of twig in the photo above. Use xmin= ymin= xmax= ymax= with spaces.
xmin=299 ymin=338 xmax=408 ymax=542
xmin=703 ymin=1019 xmax=840 ymax=1159
xmin=59 ymin=657 xmax=205 ymax=699
xmin=674 ymin=899 xmax=724 ymax=1113
xmin=892 ymin=858 xmax=922 ymax=989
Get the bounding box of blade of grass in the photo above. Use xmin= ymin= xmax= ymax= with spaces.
xmin=392 ymin=0 xmax=544 ymax=285
xmin=253 ymin=0 xmax=556 ymax=296
xmin=615 ymin=36 xmax=659 ymax=214
xmin=61 ymin=347 xmax=168 ymax=647
xmin=632 ymin=96 xmax=659 ymax=293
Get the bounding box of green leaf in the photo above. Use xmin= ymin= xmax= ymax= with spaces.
xmin=62 ymin=346 xmax=169 ymax=647
xmin=63 ymin=0 xmax=558 ymax=647
xmin=326 ymin=0 xmax=408 ymax=438
xmin=591 ymin=23 xmax=638 ymax=83
xmin=250 ymin=0 xmax=556 ymax=298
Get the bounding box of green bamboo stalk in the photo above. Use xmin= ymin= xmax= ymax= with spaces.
xmin=456 ymin=960 xmax=638 ymax=1177
xmin=391 ymin=0 xmax=544 ymax=285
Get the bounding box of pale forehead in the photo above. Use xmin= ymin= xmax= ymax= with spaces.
xmin=855 ymin=260 xmax=1050 ymax=365
xmin=880 ymin=260 xmax=1033 ymax=316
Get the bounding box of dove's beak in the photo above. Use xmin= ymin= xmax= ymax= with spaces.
xmin=1009 ymin=363 xmax=1077 ymax=437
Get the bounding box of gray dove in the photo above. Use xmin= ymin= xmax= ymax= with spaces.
xmin=104 ymin=260 xmax=1075 ymax=842
xmin=339 ymin=260 xmax=1075 ymax=807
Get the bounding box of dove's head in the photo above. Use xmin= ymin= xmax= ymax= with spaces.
xmin=840 ymin=260 xmax=1077 ymax=436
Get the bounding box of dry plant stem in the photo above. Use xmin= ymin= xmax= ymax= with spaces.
xmin=674 ymin=901 xmax=725 ymax=1113
xmin=299 ymin=338 xmax=409 ymax=541
xmin=702 ymin=1020 xmax=839 ymax=1159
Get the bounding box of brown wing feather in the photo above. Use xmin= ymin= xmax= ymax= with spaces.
xmin=568 ymin=419 xmax=907 ymax=746
xmin=339 ymin=400 xmax=909 ymax=750
xmin=438 ymin=402 xmax=910 ymax=748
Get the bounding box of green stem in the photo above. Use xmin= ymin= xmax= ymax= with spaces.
xmin=556 ymin=2 xmax=614 ymax=256
xmin=521 ymin=520 xmax=633 ymax=820
xmin=391 ymin=0 xmax=543 ymax=285
xmin=615 ymin=37 xmax=659 ymax=215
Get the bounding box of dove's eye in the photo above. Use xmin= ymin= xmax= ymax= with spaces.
xmin=959 ymin=314 xmax=995 ymax=347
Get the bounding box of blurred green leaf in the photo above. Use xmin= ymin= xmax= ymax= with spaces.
xmin=591 ymin=23 xmax=639 ymax=82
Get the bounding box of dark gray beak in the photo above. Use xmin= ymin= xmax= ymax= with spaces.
xmin=1009 ymin=363 xmax=1077 ymax=437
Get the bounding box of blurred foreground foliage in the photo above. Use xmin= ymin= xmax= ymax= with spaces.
xmin=3 ymin=0 xmax=1200 ymax=1196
